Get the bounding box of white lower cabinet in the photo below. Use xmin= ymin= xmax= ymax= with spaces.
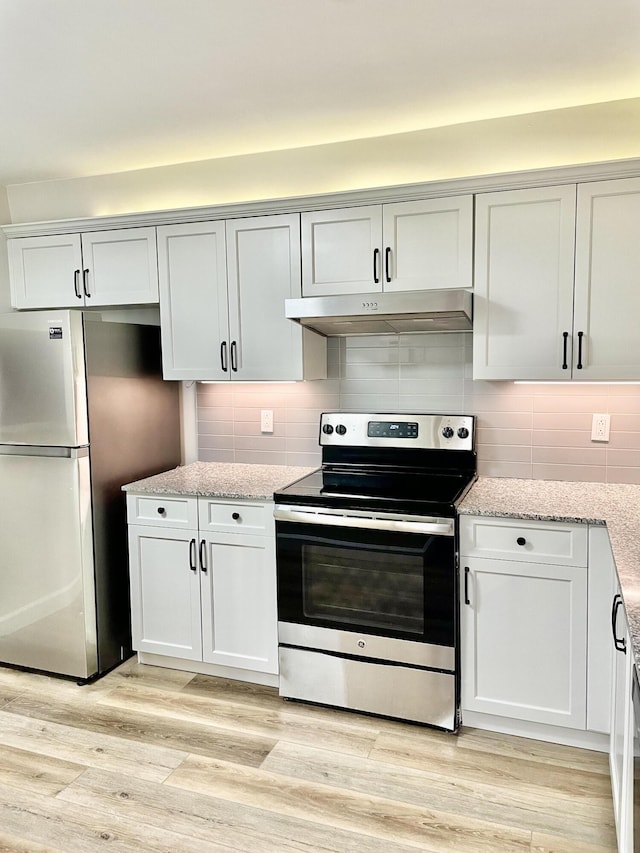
xmin=126 ymin=493 xmax=278 ymax=676
xmin=460 ymin=516 xmax=589 ymax=730
xmin=610 ymin=582 xmax=634 ymax=852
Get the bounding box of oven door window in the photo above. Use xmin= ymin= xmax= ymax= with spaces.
xmin=276 ymin=521 xmax=454 ymax=646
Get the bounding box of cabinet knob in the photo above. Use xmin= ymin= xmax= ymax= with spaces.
xmin=232 ymin=512 xmax=241 ymax=521
xmin=516 ymin=536 xmax=526 ymax=546
xmin=157 ymin=507 xmax=166 ymax=515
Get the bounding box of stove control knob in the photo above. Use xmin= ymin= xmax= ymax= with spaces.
xmin=457 ymin=427 xmax=469 ymax=439
xmin=322 ymin=424 xmax=334 ymax=434
xmin=336 ymin=424 xmax=347 ymax=436
xmin=442 ymin=426 xmax=454 ymax=439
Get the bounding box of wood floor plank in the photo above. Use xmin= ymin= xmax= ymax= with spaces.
xmin=0 ymin=708 xmax=187 ymax=783
xmin=262 ymin=738 xmax=616 ymax=848
xmin=58 ymin=767 xmax=430 ymax=853
xmin=531 ymin=832 xmax=618 ymax=852
xmin=458 ymin=725 xmax=611 ymax=775
xmin=0 ymin=780 xmax=237 ymax=853
xmin=371 ymin=729 xmax=614 ymax=800
xmin=98 ymin=684 xmax=378 ymax=757
xmin=0 ymin=743 xmax=84 ymax=796
xmin=165 ymin=752 xmax=533 ymax=852
xmin=4 ymin=693 xmax=275 ymax=768
xmin=0 ymin=830 xmax=64 ymax=853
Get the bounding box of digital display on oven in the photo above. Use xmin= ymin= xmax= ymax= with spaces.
xmin=367 ymin=421 xmax=419 ymax=438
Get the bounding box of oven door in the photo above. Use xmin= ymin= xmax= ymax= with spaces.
xmin=275 ymin=506 xmax=456 ymax=656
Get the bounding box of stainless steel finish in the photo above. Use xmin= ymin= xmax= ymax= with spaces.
xmin=278 ymin=622 xmax=455 ymax=670
xmin=279 ymin=645 xmax=456 ymax=729
xmin=0 ymin=444 xmax=89 ymax=458
xmin=319 ymin=412 xmax=475 ymax=451
xmin=0 ymin=310 xmax=88 ymax=447
xmin=274 ymin=505 xmax=454 ymax=536
xmin=0 ymin=453 xmax=97 ymax=678
xmin=0 ymin=310 xmax=181 ymax=679
xmin=285 ymin=289 xmax=473 ymax=336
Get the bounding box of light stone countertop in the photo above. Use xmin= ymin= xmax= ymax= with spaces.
xmin=122 ymin=461 xmax=316 ymax=501
xmin=458 ymin=477 xmax=640 ymax=669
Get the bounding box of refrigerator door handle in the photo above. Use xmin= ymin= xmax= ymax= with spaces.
xmin=0 ymin=445 xmax=89 ymax=459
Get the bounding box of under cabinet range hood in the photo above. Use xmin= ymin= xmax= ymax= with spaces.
xmin=285 ymin=290 xmax=473 ymax=336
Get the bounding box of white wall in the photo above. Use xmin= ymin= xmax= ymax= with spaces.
xmin=6 ymin=97 xmax=640 ymax=222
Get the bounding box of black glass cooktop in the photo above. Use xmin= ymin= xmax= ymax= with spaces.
xmin=274 ymin=467 xmax=475 ymax=518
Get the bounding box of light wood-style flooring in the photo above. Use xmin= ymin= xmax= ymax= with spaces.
xmin=0 ymin=657 xmax=617 ymax=852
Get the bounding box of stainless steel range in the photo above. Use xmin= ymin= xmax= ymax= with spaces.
xmin=274 ymin=412 xmax=476 ymax=731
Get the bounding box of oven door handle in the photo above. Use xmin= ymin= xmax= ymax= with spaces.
xmin=273 ymin=508 xmax=454 ymax=536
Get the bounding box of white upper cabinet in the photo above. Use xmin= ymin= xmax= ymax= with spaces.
xmin=573 ymin=177 xmax=640 ymax=380
xmin=474 ymin=177 xmax=640 ymax=381
xmin=157 ymin=221 xmax=229 ymax=381
xmin=158 ymin=213 xmax=326 ymax=382
xmin=8 ymin=227 xmax=159 ymax=309
xmin=473 ymin=185 xmax=577 ymax=381
xmin=301 ymin=196 xmax=473 ymax=297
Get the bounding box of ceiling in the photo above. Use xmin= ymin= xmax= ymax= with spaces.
xmin=1 ymin=0 xmax=639 ymax=187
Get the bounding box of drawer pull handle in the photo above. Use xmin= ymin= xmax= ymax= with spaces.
xmin=157 ymin=507 xmax=166 ymax=515
xmin=612 ymin=594 xmax=627 ymax=654
xmin=189 ymin=538 xmax=197 ymax=573
xmin=516 ymin=537 xmax=526 ymax=546
xmin=199 ymin=539 xmax=207 ymax=573
xmin=232 ymin=512 xmax=241 ymax=521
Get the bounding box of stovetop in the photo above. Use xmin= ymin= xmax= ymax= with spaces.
xmin=274 ymin=412 xmax=477 ymax=518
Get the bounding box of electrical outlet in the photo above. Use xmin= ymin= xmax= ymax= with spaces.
xmin=591 ymin=413 xmax=610 ymax=442
xmin=260 ymin=409 xmax=274 ymax=433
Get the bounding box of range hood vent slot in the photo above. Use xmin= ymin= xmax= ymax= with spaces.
xmin=285 ymin=290 xmax=473 ymax=336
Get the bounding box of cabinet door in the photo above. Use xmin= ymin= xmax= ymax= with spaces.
xmin=80 ymin=227 xmax=158 ymax=306
xmin=157 ymin=221 xmax=230 ymax=380
xmin=200 ymin=532 xmax=278 ymax=674
xmin=301 ymin=206 xmax=382 ymax=296
xmin=8 ymin=234 xmax=83 ymax=309
xmin=473 ymin=185 xmax=577 ymax=380
xmin=460 ymin=556 xmax=587 ymax=728
xmin=226 ymin=214 xmax=306 ymax=381
xmin=382 ymin=196 xmax=473 ymax=292
xmin=128 ymin=526 xmax=202 ymax=660
xmin=574 ymin=177 xmax=640 ymax=380
xmin=609 ymin=589 xmax=633 ymax=850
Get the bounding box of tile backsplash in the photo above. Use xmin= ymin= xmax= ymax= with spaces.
xmin=197 ymin=332 xmax=640 ymax=484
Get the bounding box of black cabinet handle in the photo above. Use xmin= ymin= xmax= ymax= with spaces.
xmin=82 ymin=268 xmax=91 ymax=298
xmin=199 ymin=539 xmax=207 ymax=573
xmin=373 ymin=248 xmax=380 ymax=284
xmin=157 ymin=506 xmax=165 ymax=515
xmin=576 ymin=331 xmax=584 ymax=370
xmin=232 ymin=512 xmax=240 ymax=521
xmin=516 ymin=537 xmax=526 ymax=546
xmin=385 ymin=247 xmax=392 ymax=283
xmin=230 ymin=340 xmax=238 ymax=372
xmin=189 ymin=538 xmax=197 ymax=572
xmin=562 ymin=332 xmax=569 ymax=370
xmin=612 ymin=594 xmax=627 ymax=653
xmin=74 ymin=269 xmax=82 ymax=299
xmin=464 ymin=566 xmax=470 ymax=605
xmin=220 ymin=341 xmax=228 ymax=372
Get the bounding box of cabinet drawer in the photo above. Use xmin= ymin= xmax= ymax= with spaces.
xmin=126 ymin=493 xmax=198 ymax=529
xmin=198 ymin=499 xmax=271 ymax=536
xmin=459 ymin=516 xmax=587 ymax=567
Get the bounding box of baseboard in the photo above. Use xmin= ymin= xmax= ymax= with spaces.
xmin=136 ymin=652 xmax=279 ymax=688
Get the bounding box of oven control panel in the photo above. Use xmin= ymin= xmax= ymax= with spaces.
xmin=319 ymin=412 xmax=475 ymax=450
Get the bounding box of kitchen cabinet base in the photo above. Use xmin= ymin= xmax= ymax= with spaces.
xmin=136 ymin=652 xmax=279 ymax=688
xmin=462 ymin=709 xmax=609 ymax=752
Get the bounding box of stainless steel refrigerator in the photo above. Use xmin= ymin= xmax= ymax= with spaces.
xmin=0 ymin=310 xmax=181 ymax=680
